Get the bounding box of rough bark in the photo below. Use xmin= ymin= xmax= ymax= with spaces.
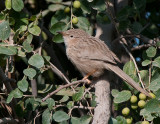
xmin=92 ymin=75 xmax=111 ymax=124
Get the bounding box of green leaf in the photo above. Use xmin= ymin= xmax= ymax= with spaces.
xmin=43 ymin=55 xmax=51 ymax=62
xmin=81 ymin=0 xmax=91 ymax=14
xmin=149 ymin=78 xmax=160 ymax=91
xmin=5 ymin=0 xmax=12 ymax=10
xmin=145 ymin=99 xmax=160 ymax=113
xmin=142 ymin=60 xmax=151 ymax=66
xmin=91 ymin=0 xmax=106 ymax=11
xmin=50 ymin=22 xmax=66 ymax=35
xmin=59 ymin=95 xmax=69 ymax=103
xmin=23 ymin=42 xmax=33 ymax=53
xmin=0 ymin=21 xmax=11 ymax=40
xmin=67 ymin=101 xmax=74 ymax=109
xmin=46 ymin=98 xmax=55 ymax=110
xmin=71 ymin=117 xmax=80 ymax=124
xmin=153 ymin=56 xmax=160 ymax=68
xmin=9 ymin=17 xmax=15 ymax=25
xmin=0 ymin=14 xmax=5 ymax=21
xmin=0 ymin=46 xmax=17 ymax=55
xmin=28 ymin=54 xmax=44 ymax=68
xmin=140 ymin=109 xmax=154 ymax=121
xmin=116 ymin=116 xmax=127 ymax=124
xmin=26 ymin=34 xmax=33 ymax=43
xmin=12 ymin=0 xmax=24 ymax=12
xmin=123 ymin=60 xmax=136 ymax=76
xmin=131 ymin=22 xmax=143 ymax=34
xmin=53 ymin=34 xmax=64 ymax=43
xmin=50 ymin=16 xmax=58 ymax=27
xmin=114 ymin=90 xmax=131 ymax=103
xmin=53 ymin=111 xmax=70 ymax=122
xmin=17 ymin=78 xmax=29 ymax=92
xmin=28 ymin=25 xmax=41 ymax=36
xmin=111 ymin=89 xmax=119 ymax=97
xmin=25 ymin=98 xmax=39 ymax=111
xmin=76 ymin=17 xmax=90 ymax=32
xmin=17 ymin=48 xmax=26 ymax=57
xmin=42 ymin=109 xmax=52 ymax=124
xmin=72 ymin=87 xmax=85 ymax=102
xmin=10 ymin=88 xmax=23 ymax=98
xmin=156 ymin=41 xmax=160 ymax=47
xmin=6 ymin=94 xmax=13 ymax=103
xmin=146 ymin=46 xmax=156 ymax=58
xmin=155 ymin=89 xmax=160 ymax=100
xmin=91 ymin=95 xmax=96 ymax=107
xmin=140 ymin=70 xmax=149 ymax=87
xmin=22 ymin=34 xmax=33 ymax=52
xmin=48 ymin=4 xmax=65 ymax=12
xmin=71 ymin=116 xmax=92 ymax=124
xmin=23 ymin=68 xmax=36 ymax=79
xmin=108 ymin=117 xmax=118 ymax=124
xmin=79 ymin=115 xmax=92 ymax=124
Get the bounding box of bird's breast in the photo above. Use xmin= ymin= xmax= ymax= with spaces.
xmin=66 ymin=47 xmax=105 ymax=77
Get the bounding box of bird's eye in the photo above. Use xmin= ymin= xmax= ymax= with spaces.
xmin=70 ymin=35 xmax=73 ymax=38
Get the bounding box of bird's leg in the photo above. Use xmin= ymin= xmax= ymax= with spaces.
xmin=82 ymin=69 xmax=97 ymax=84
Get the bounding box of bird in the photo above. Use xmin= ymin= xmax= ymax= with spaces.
xmin=59 ymin=29 xmax=150 ymax=97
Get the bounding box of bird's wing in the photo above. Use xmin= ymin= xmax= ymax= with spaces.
xmin=76 ymin=37 xmax=119 ymax=65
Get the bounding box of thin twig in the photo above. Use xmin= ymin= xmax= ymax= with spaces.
xmin=120 ymin=37 xmax=145 ymax=89
xmin=55 ymin=104 xmax=94 ymax=110
xmin=42 ymin=79 xmax=87 ymax=101
xmin=131 ymin=44 xmax=152 ymax=51
xmin=148 ymin=60 xmax=152 ymax=91
xmin=48 ymin=62 xmax=70 ymax=84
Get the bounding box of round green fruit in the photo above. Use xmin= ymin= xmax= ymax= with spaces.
xmin=64 ymin=7 xmax=70 ymax=13
xmin=73 ymin=0 xmax=81 ymax=8
xmin=131 ymin=103 xmax=138 ymax=109
xmin=122 ymin=107 xmax=130 ymax=116
xmin=141 ymin=121 xmax=149 ymax=124
xmin=149 ymin=92 xmax=156 ymax=99
xmin=130 ymin=95 xmax=138 ymax=103
xmin=126 ymin=117 xmax=133 ymax=124
xmin=72 ymin=17 xmax=78 ymax=24
xmin=138 ymin=100 xmax=146 ymax=108
xmin=139 ymin=93 xmax=146 ymax=100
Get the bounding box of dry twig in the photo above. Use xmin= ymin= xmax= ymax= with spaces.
xmin=42 ymin=79 xmax=87 ymax=101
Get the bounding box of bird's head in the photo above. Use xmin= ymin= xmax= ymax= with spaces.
xmin=59 ymin=29 xmax=89 ymax=47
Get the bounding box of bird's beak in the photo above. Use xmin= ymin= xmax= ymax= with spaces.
xmin=58 ymin=31 xmax=65 ymax=36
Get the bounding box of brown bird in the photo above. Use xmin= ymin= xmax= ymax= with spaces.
xmin=60 ymin=29 xmax=150 ymax=97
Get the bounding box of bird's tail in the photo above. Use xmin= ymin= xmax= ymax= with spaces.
xmin=105 ymin=64 xmax=151 ymax=97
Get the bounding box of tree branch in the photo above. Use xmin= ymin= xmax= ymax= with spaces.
xmin=42 ymin=79 xmax=87 ymax=102
xmin=92 ymin=75 xmax=111 ymax=124
xmin=120 ymin=37 xmax=145 ymax=89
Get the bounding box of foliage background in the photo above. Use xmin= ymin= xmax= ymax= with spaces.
xmin=0 ymin=0 xmax=160 ymax=124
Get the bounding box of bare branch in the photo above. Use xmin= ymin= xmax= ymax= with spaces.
xmin=120 ymin=37 xmax=145 ymax=89
xmin=131 ymin=44 xmax=152 ymax=51
xmin=42 ymin=79 xmax=87 ymax=102
xmin=48 ymin=62 xmax=70 ymax=84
